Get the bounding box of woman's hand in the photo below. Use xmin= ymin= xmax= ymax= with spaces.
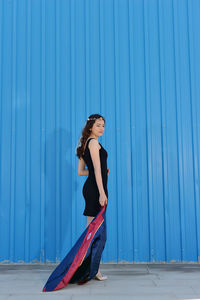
xmin=99 ymin=192 xmax=108 ymax=206
xmin=107 ymin=168 xmax=110 ymax=175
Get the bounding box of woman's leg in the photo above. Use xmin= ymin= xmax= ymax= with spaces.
xmin=86 ymin=216 xmax=94 ymax=227
xmin=86 ymin=216 xmax=107 ymax=280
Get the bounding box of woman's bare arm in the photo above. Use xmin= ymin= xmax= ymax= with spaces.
xmin=78 ymin=157 xmax=89 ymax=176
xmin=88 ymin=139 xmax=106 ymax=195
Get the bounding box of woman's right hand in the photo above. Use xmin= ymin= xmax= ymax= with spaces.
xmin=99 ymin=192 xmax=107 ymax=207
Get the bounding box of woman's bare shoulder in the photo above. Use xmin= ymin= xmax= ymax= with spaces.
xmin=88 ymin=138 xmax=101 ymax=150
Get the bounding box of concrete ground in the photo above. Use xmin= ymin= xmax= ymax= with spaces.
xmin=0 ymin=263 xmax=200 ymax=300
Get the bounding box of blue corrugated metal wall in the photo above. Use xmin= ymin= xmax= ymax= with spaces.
xmin=0 ymin=0 xmax=200 ymax=263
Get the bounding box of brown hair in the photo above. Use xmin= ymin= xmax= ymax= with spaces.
xmin=76 ymin=114 xmax=105 ymax=159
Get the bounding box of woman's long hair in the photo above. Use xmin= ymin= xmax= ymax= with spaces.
xmin=76 ymin=114 xmax=105 ymax=159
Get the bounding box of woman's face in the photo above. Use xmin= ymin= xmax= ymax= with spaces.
xmin=91 ymin=118 xmax=105 ymax=137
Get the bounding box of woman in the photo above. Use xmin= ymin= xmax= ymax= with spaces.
xmin=76 ymin=113 xmax=109 ymax=281
xmin=42 ymin=114 xmax=109 ymax=292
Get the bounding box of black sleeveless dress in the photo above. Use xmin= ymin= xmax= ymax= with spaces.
xmin=82 ymin=137 xmax=108 ymax=217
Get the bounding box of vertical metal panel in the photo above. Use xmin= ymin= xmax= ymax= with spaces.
xmin=0 ymin=0 xmax=200 ymax=263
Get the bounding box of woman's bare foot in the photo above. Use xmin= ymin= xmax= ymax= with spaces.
xmin=95 ymin=270 xmax=108 ymax=281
